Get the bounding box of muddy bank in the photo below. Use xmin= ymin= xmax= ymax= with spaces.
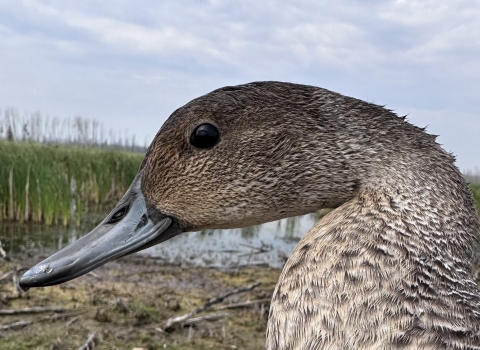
xmin=0 ymin=256 xmax=280 ymax=350
xmin=3 ymin=254 xmax=480 ymax=350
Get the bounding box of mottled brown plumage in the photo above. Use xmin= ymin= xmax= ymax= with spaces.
xmin=140 ymin=82 xmax=480 ymax=349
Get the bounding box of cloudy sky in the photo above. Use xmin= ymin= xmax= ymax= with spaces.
xmin=0 ymin=0 xmax=478 ymax=170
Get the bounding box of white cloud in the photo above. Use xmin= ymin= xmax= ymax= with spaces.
xmin=0 ymin=0 xmax=478 ymax=169
xmin=65 ymin=17 xmax=205 ymax=55
xmin=380 ymin=0 xmax=475 ymax=27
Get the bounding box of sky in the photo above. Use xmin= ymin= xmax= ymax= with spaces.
xmin=0 ymin=0 xmax=479 ymax=171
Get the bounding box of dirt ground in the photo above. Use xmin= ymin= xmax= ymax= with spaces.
xmin=3 ymin=253 xmax=480 ymax=350
xmin=0 ymin=256 xmax=281 ymax=350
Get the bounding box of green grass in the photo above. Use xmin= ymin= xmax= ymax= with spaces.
xmin=0 ymin=140 xmax=143 ymax=226
xmin=469 ymin=183 xmax=480 ymax=213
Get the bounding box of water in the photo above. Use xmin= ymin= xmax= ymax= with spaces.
xmin=0 ymin=214 xmax=321 ymax=269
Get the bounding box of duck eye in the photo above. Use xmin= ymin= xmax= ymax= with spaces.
xmin=107 ymin=206 xmax=128 ymax=224
xmin=190 ymin=123 xmax=219 ymax=149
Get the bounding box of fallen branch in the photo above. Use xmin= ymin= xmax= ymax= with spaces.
xmin=163 ymin=282 xmax=260 ymax=329
xmin=184 ymin=312 xmax=230 ymax=325
xmin=0 ymin=321 xmax=31 ymax=331
xmin=215 ymin=298 xmax=271 ymax=310
xmin=78 ymin=332 xmax=97 ymax=350
xmin=0 ymin=311 xmax=78 ymax=333
xmin=0 ymin=307 xmax=66 ymax=315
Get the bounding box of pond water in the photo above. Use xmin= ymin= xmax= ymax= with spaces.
xmin=0 ymin=213 xmax=323 ymax=269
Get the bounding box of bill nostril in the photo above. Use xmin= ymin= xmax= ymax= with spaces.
xmin=135 ymin=214 xmax=148 ymax=231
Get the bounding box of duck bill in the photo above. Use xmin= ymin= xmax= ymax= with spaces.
xmin=19 ymin=171 xmax=181 ymax=290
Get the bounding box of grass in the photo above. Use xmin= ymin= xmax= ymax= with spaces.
xmin=0 ymin=139 xmax=143 ymax=226
xmin=469 ymin=183 xmax=480 ymax=213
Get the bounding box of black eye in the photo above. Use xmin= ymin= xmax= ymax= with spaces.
xmin=107 ymin=206 xmax=128 ymax=224
xmin=190 ymin=123 xmax=219 ymax=149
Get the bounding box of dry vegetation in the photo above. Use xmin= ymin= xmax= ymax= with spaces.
xmin=0 ymin=257 xmax=280 ymax=350
xmin=0 ymin=107 xmax=143 ymax=151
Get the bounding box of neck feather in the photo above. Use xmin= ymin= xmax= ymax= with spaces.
xmin=267 ymin=162 xmax=480 ymax=349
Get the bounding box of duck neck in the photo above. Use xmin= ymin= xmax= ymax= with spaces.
xmin=356 ymin=168 xmax=478 ymax=272
xmin=267 ymin=142 xmax=480 ymax=349
xmin=338 ymin=116 xmax=479 ymax=270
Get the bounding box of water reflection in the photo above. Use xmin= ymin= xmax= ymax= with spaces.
xmin=1 ymin=213 xmax=326 ymax=269
xmin=145 ymin=216 xmax=317 ymax=268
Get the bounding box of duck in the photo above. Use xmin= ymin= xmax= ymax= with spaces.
xmin=20 ymin=81 xmax=480 ymax=349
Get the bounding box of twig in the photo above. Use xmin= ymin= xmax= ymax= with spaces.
xmin=207 ymin=249 xmax=241 ymax=253
xmin=163 ymin=282 xmax=260 ymax=329
xmin=239 ymin=242 xmax=272 ymax=253
xmin=87 ymin=271 xmax=101 ymax=280
xmin=0 ymin=266 xmax=35 ymax=284
xmin=66 ymin=316 xmax=80 ymax=327
xmin=0 ymin=240 xmax=6 ymax=259
xmin=78 ymin=332 xmax=97 ymax=350
xmin=0 ymin=307 xmax=66 ymax=315
xmin=184 ymin=313 xmax=230 ymax=325
xmin=48 ymin=311 xmax=79 ymax=322
xmin=0 ymin=321 xmax=31 ymax=331
xmin=17 ymin=266 xmax=29 ymax=274
xmin=108 ymin=298 xmax=132 ymax=314
xmin=0 ymin=271 xmax=13 ymax=283
xmin=238 ymin=243 xmax=272 ymax=257
xmin=215 ymin=298 xmax=271 ymax=310
xmin=235 ymin=262 xmax=269 ymax=269
xmin=0 ymin=311 xmax=78 ymax=334
xmin=12 ymin=266 xmax=23 ymax=298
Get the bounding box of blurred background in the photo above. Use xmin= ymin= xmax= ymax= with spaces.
xmin=0 ymin=1 xmax=479 ymax=349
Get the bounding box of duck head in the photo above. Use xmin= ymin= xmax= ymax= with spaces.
xmin=20 ymin=81 xmax=364 ymax=289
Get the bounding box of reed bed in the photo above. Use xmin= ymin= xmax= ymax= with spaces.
xmin=0 ymin=140 xmax=143 ymax=226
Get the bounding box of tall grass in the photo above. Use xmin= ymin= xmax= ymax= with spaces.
xmin=465 ymin=170 xmax=480 ymax=185
xmin=465 ymin=170 xmax=480 ymax=213
xmin=0 ymin=140 xmax=143 ymax=226
xmin=469 ymin=184 xmax=480 ymax=213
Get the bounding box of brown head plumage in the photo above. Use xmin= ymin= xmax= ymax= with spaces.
xmin=140 ymin=81 xmax=480 ymax=349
